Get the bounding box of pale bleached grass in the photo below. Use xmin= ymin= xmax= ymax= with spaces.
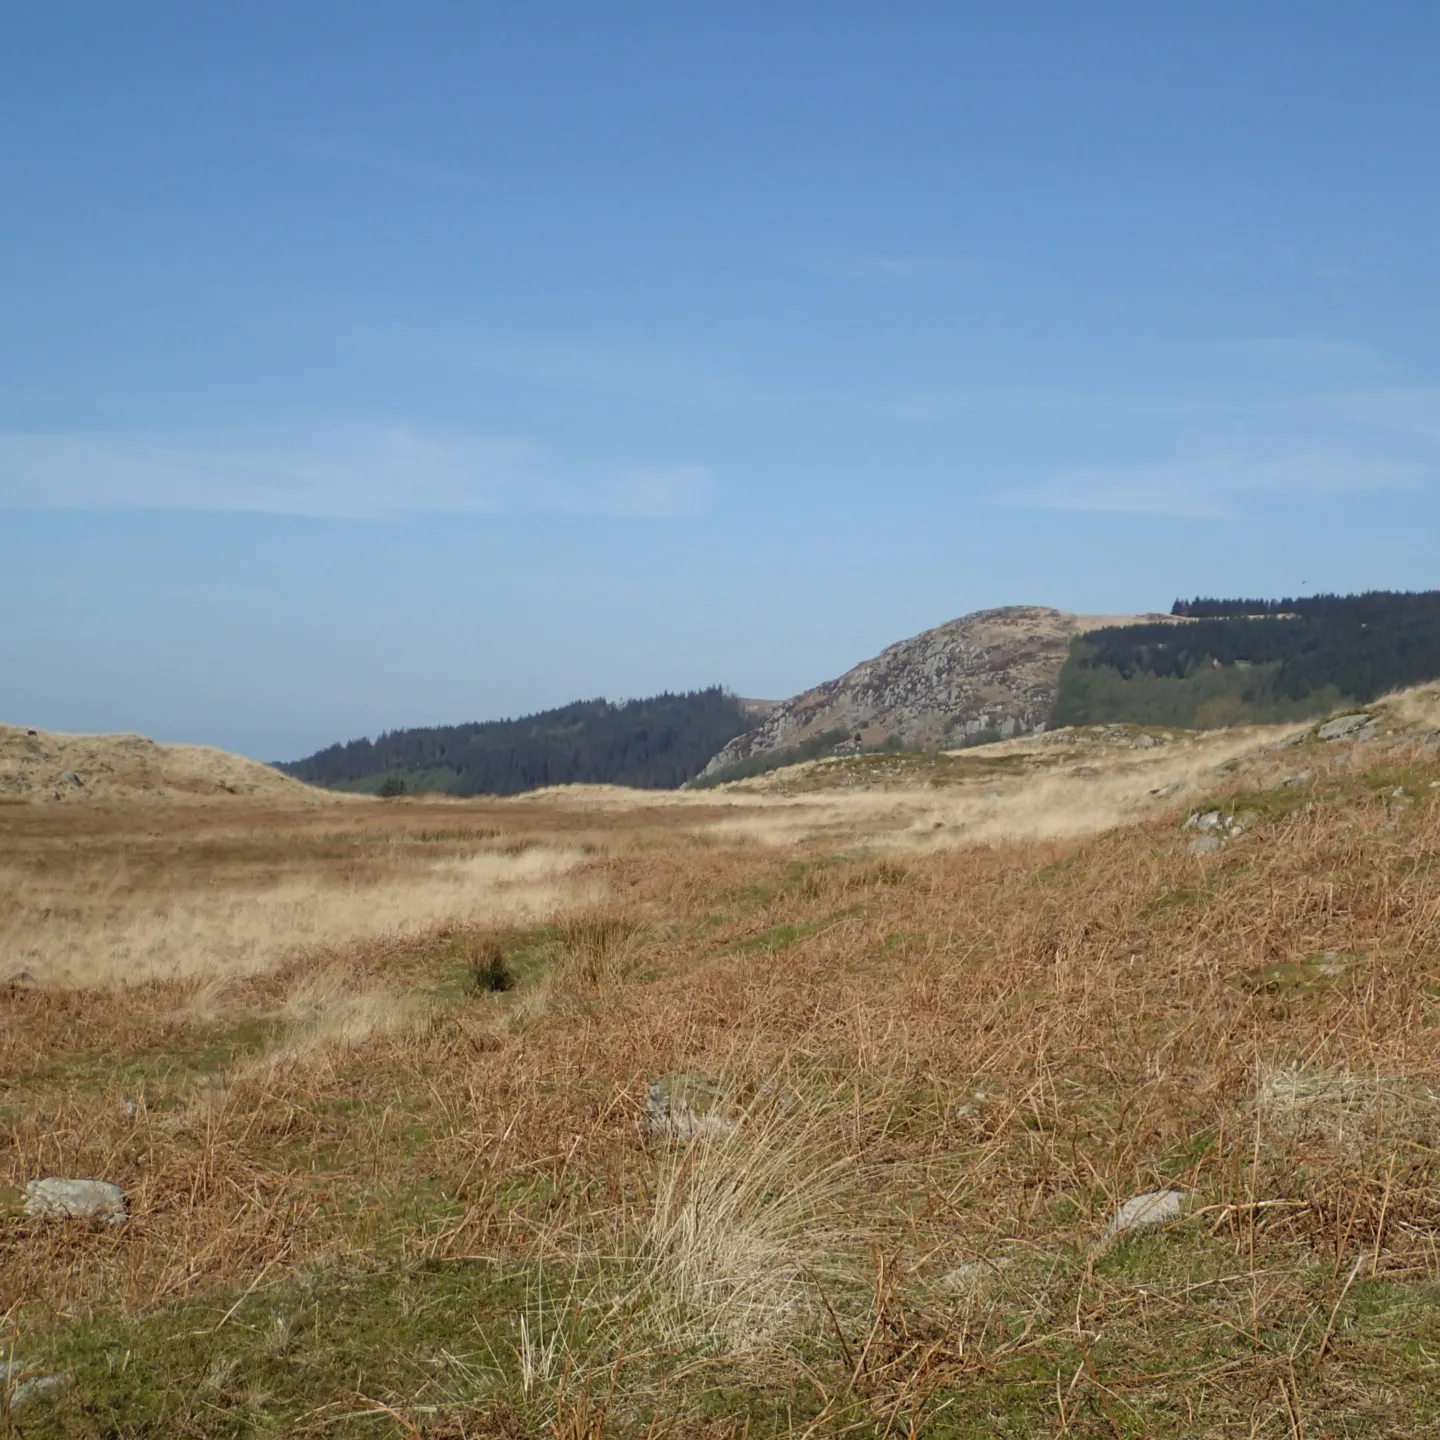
xmin=691 ymin=721 xmax=1321 ymax=851
xmin=618 ymin=1094 xmax=870 ymax=1356
xmin=3 ymin=845 xmax=595 ymax=988
xmin=247 ymin=966 xmax=433 ymax=1067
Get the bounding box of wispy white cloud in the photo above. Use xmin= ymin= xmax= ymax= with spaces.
xmin=1000 ymin=449 xmax=1427 ymax=520
xmin=458 ymin=339 xmax=768 ymax=412
xmin=279 ymin=137 xmax=479 ymax=189
xmin=1214 ymin=336 xmax=1389 ymax=379
xmin=1318 ymin=385 xmax=1440 ymax=445
xmin=820 ymin=255 xmax=963 ymax=284
xmin=0 ymin=425 xmax=714 ymax=520
xmin=876 ymin=340 xmax=1440 ymax=520
xmin=608 ymin=465 xmax=713 ymax=517
xmin=872 ymin=386 xmax=1202 ymax=423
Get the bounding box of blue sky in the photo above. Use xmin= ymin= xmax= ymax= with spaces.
xmin=3 ymin=3 xmax=1438 ymax=759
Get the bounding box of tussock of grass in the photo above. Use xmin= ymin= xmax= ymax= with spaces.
xmin=623 ymin=1095 xmax=867 ymax=1357
xmin=552 ymin=911 xmax=643 ymax=988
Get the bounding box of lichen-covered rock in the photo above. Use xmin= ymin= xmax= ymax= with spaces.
xmin=6 ymin=1372 xmax=71 ymax=1413
xmin=641 ymin=1074 xmax=737 ymax=1143
xmin=23 ymin=1177 xmax=127 ymax=1226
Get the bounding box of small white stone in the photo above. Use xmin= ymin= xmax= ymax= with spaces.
xmin=1102 ymin=1189 xmax=1188 ymax=1241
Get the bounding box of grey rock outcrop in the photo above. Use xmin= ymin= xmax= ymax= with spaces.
xmin=701 ymin=606 xmax=1162 ymax=778
xmin=1318 ymin=713 xmax=1378 ymax=742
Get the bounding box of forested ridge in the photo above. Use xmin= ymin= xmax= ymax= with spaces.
xmin=1053 ymin=590 xmax=1440 ymax=729
xmin=278 ymin=688 xmax=751 ymax=796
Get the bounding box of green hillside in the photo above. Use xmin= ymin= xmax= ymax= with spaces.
xmin=1052 ymin=590 xmax=1440 ymax=729
xmin=278 ymin=688 xmax=750 ymax=796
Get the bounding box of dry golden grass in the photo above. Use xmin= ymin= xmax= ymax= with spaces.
xmin=0 ymin=799 xmax=604 ymax=987
xmin=2 ymin=700 xmax=1440 ymax=1435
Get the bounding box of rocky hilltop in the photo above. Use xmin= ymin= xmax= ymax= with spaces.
xmin=702 ymin=606 xmax=1159 ymax=777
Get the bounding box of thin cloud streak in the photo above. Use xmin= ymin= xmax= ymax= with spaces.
xmin=0 ymin=426 xmax=715 ymax=520
xmin=1214 ymin=336 xmax=1389 ymax=379
xmin=876 ymin=341 xmax=1440 ymax=520
xmin=458 ymin=339 xmax=770 ymax=412
xmin=998 ymin=450 xmax=1428 ymax=520
xmin=279 ymin=137 xmax=480 ymax=189
xmin=819 ymin=255 xmax=971 ymax=284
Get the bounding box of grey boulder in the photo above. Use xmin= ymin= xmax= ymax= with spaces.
xmin=23 ymin=1177 xmax=127 ymax=1226
xmin=1317 ymin=713 xmax=1377 ymax=742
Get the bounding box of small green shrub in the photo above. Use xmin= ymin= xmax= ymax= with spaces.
xmin=466 ymin=937 xmax=514 ymax=993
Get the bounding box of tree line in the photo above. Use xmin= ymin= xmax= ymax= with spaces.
xmin=278 ymin=688 xmax=752 ymax=796
xmin=1053 ymin=590 xmax=1440 ymax=729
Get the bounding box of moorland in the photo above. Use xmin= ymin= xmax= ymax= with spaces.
xmin=4 ymin=688 xmax=1440 ymax=1437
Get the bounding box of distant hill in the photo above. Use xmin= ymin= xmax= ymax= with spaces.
xmin=697 ymin=606 xmax=1156 ymax=785
xmin=0 ymin=723 xmax=321 ymax=805
xmin=278 ymin=688 xmax=755 ymax=797
xmin=1052 ymin=590 xmax=1440 ymax=729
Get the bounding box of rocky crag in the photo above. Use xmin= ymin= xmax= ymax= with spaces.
xmin=702 ymin=605 xmax=1161 ymax=777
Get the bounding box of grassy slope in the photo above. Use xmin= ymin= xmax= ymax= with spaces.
xmin=4 ymin=730 xmax=1440 ymax=1436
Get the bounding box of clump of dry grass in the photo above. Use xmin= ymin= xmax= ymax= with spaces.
xmin=552 ymin=911 xmax=644 ymax=988
xmin=616 ymin=1092 xmax=869 ymax=1356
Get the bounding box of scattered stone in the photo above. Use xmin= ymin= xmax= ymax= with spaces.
xmin=1132 ymin=733 xmax=1157 ymax=749
xmin=7 ymin=1372 xmax=71 ymax=1413
xmin=1242 ymin=952 xmax=1356 ymax=992
xmin=641 ymin=1074 xmax=737 ymax=1143
xmin=953 ymin=1088 xmax=994 ymax=1119
xmin=1318 ymin=713 xmax=1378 ymax=742
xmin=1187 ymin=835 xmax=1223 ymax=855
xmin=1186 ymin=810 xmax=1223 ymax=832
xmin=1150 ymin=782 xmax=1181 ymax=798
xmin=60 ymin=770 xmax=83 ymax=788
xmin=23 ymin=1177 xmax=128 ymax=1226
xmin=937 ymin=1256 xmax=1013 ymax=1298
xmin=982 ymin=789 xmax=1002 ymax=799
xmin=1101 ymin=1189 xmax=1188 ymax=1242
xmin=1431 ymin=780 xmax=1440 ymax=789
xmin=1264 ymin=731 xmax=1307 ymax=753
